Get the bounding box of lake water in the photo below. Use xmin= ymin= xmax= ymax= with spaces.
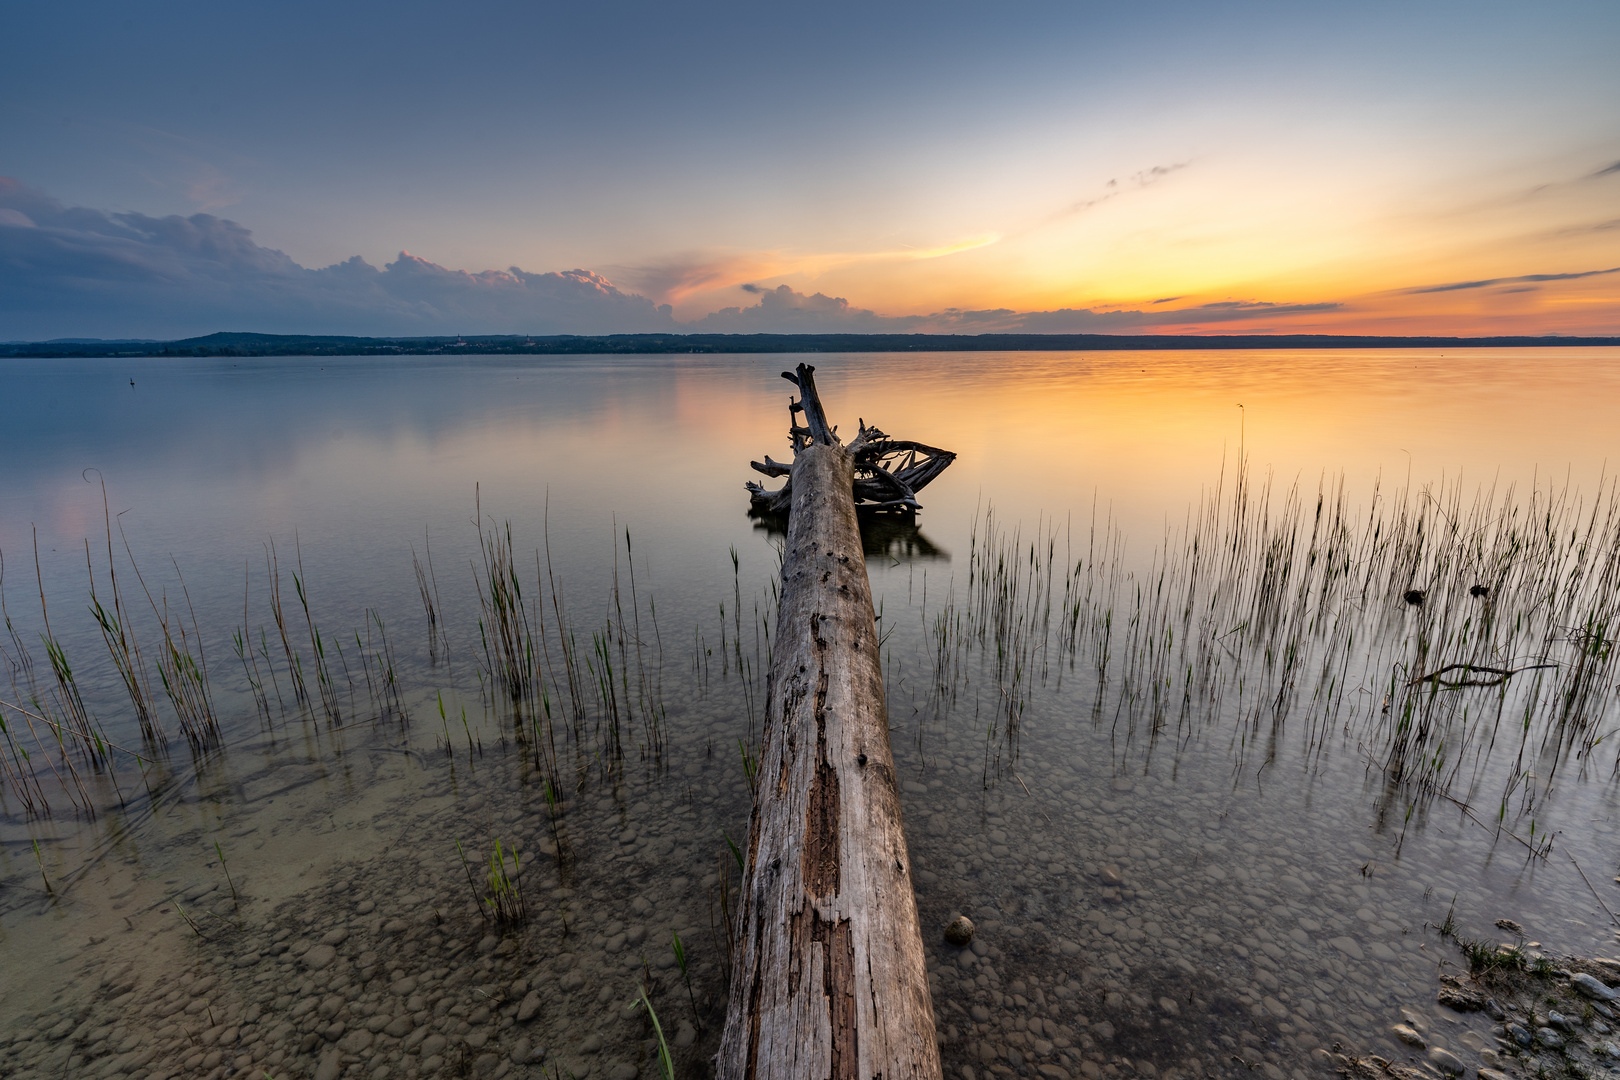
xmin=2 ymin=349 xmax=1618 ymax=1080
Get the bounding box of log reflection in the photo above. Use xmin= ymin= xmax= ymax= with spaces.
xmin=749 ymin=508 xmax=949 ymax=562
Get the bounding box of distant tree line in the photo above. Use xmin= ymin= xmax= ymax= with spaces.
xmin=3 ymin=330 xmax=1616 ymax=358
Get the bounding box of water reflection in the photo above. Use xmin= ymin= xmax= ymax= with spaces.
xmin=3 ymin=349 xmax=1620 ymax=1080
xmin=748 ymin=507 xmax=951 ymax=562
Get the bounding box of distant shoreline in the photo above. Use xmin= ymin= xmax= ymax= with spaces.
xmin=3 ymin=330 xmax=1618 ymax=358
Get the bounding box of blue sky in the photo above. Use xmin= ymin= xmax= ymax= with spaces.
xmin=3 ymin=0 xmax=1617 ymax=337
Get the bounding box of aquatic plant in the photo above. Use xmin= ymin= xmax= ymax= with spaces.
xmin=631 ymin=984 xmax=676 ymax=1080
xmin=458 ymin=837 xmax=527 ymax=926
xmin=915 ymin=463 xmax=1620 ymax=839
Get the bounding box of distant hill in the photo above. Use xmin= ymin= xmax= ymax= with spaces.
xmin=2 ymin=330 xmax=1617 ymax=358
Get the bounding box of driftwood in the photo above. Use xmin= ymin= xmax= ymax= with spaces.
xmin=1406 ymin=661 xmax=1558 ymax=688
xmin=745 ymin=372 xmax=956 ymax=516
xmin=718 ymin=364 xmax=942 ymax=1080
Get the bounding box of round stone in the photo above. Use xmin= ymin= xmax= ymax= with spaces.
xmin=1427 ymin=1047 xmax=1465 ymax=1075
xmin=1392 ymin=1024 xmax=1425 ymax=1048
xmin=945 ymin=916 xmax=975 ymax=946
xmin=303 ymin=945 xmax=338 ymax=971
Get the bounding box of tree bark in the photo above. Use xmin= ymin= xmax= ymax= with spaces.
xmin=718 ymin=374 xmax=941 ymax=1079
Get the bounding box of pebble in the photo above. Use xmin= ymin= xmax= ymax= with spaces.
xmin=675 ymin=1021 xmax=696 ymax=1048
xmin=1507 ymin=1023 xmax=1532 ymax=1046
xmin=314 ymin=1050 xmax=344 ymax=1080
xmin=1535 ymin=1026 xmax=1564 ymax=1048
xmin=1427 ymin=1047 xmax=1464 ymax=1074
xmin=945 ymin=916 xmax=975 ymax=946
xmin=516 ymin=991 xmax=541 ymax=1022
xmin=302 ymin=944 xmax=338 ymax=971
xmin=1391 ymin=1024 xmax=1425 ymax=1048
xmin=1331 ymin=937 xmax=1365 ymax=960
xmin=1573 ymin=973 xmax=1619 ymax=1000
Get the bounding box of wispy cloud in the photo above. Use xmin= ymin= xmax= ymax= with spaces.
xmin=1055 ymin=161 xmax=1191 ymax=219
xmin=1590 ymin=160 xmax=1620 ymax=179
xmin=1544 ymin=218 xmax=1620 ymax=239
xmin=607 ymin=253 xmax=780 ymax=306
xmin=1402 ymin=266 xmax=1620 ymax=294
xmin=690 ymin=283 xmax=1340 ymax=334
xmin=610 ymin=232 xmax=1001 ymax=307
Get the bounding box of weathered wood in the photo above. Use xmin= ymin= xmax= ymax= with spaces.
xmin=745 ymin=411 xmax=957 ymax=517
xmin=719 ymin=366 xmax=941 ymax=1080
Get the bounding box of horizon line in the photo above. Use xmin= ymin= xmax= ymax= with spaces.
xmin=4 ymin=329 xmax=1619 ymax=358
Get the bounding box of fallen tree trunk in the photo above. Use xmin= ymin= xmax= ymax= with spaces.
xmin=717 ymin=364 xmax=942 ymax=1080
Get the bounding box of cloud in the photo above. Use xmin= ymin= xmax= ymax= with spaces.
xmin=610 ymin=234 xmax=1001 ymax=308
xmin=0 ymin=177 xmax=1343 ymax=340
xmin=1057 ymin=161 xmax=1191 ymax=219
xmin=691 ymin=284 xmax=926 ymax=332
xmin=606 ymin=252 xmax=782 ymax=307
xmin=929 ymin=299 xmax=1342 ymax=334
xmin=0 ymin=177 xmax=675 ymax=339
xmin=688 ymin=283 xmax=1339 ymax=334
xmin=1590 ymin=160 xmax=1620 ymax=179
xmin=1545 ymin=218 xmax=1620 ymax=239
xmin=1402 ymin=266 xmax=1620 ymax=294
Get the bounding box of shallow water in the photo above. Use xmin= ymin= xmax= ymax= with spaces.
xmin=2 ymin=349 xmax=1618 ymax=1080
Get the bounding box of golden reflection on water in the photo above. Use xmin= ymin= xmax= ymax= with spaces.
xmin=1 ymin=348 xmax=1618 ymax=1079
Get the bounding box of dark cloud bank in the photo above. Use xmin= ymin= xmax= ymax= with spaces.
xmin=1 ymin=178 xmax=1340 ymax=339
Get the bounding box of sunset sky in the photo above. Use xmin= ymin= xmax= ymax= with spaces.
xmin=2 ymin=0 xmax=1617 ymax=338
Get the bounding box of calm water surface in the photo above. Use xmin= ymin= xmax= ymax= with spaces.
xmin=1 ymin=349 xmax=1618 ymax=1080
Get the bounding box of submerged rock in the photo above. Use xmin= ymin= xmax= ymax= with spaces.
xmin=1437 ymin=983 xmax=1484 ymax=1012
xmin=1427 ymin=1047 xmax=1465 ymax=1075
xmin=1391 ymin=1024 xmax=1426 ymax=1048
xmin=302 ymin=944 xmax=338 ymax=971
xmin=945 ymin=915 xmax=975 ymax=946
